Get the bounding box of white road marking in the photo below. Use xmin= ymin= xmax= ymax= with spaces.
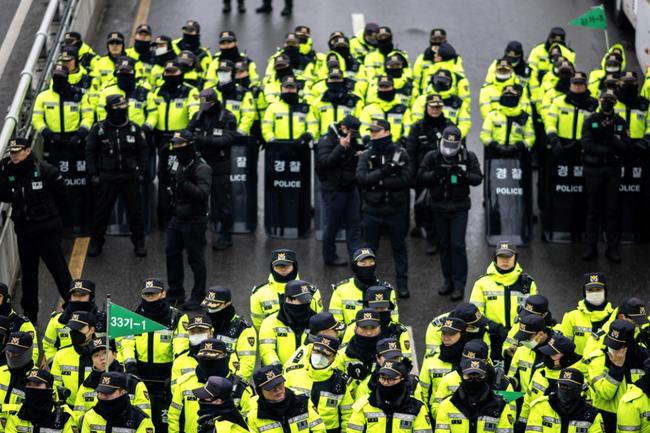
xmin=0 ymin=0 xmax=34 ymax=80
xmin=351 ymin=13 xmax=365 ymax=35
xmin=407 ymin=325 xmax=419 ymax=374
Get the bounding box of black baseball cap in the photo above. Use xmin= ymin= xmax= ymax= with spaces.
xmin=96 ymin=371 xmax=128 ymax=393
xmin=281 ymin=75 xmax=299 ymax=89
xmin=275 ymin=54 xmax=290 ymax=69
xmin=452 ymin=303 xmax=488 ymax=328
xmin=219 ymin=31 xmax=237 ymax=43
xmin=182 ymin=20 xmax=201 ymax=33
xmin=604 ymin=319 xmax=635 ymax=350
xmin=364 ymin=286 xmax=393 ymax=309
xmin=352 ymin=248 xmax=375 ymax=262
xmin=164 ymin=60 xmax=181 ymax=74
xmin=364 ymin=23 xmax=379 ymax=35
xmin=520 ymin=295 xmax=549 ymax=317
xmin=171 ymin=129 xmax=193 ymax=145
xmin=341 ymin=115 xmax=361 ymax=131
xmin=5 ymin=331 xmax=33 ymax=353
xmin=0 ymin=283 xmax=10 ymax=298
xmin=426 ymin=94 xmax=444 ymax=107
xmin=135 ymin=24 xmax=152 ymax=35
xmin=26 ymin=369 xmax=54 ymax=388
xmin=570 ymin=72 xmax=588 ymax=85
xmin=192 ymin=376 xmax=233 ymax=400
xmin=309 ymin=312 xmax=344 ymax=335
xmin=376 ymin=26 xmax=392 ymax=40
xmin=202 ymin=286 xmax=231 ymax=309
xmin=376 ymin=337 xmax=402 ymax=360
xmin=185 ymin=313 xmax=212 ymax=330
xmin=254 ymin=365 xmax=285 ymax=390
xmin=107 ymin=32 xmax=125 ymax=43
xmin=441 ymin=125 xmax=462 ymax=143
xmin=59 ymin=45 xmax=78 ymax=62
xmin=462 ymin=339 xmax=489 ymax=360
xmin=271 ymin=249 xmax=296 ymax=266
xmin=583 ymin=272 xmax=606 ymax=289
xmin=197 ymin=338 xmax=229 ymax=359
xmin=558 ymin=368 xmax=584 ymax=388
xmin=379 ymin=360 xmax=409 ymax=378
xmin=377 ymin=75 xmax=393 ymax=87
xmin=313 ymin=335 xmax=340 ymax=356
xmin=441 ymin=317 xmax=466 ymax=334
xmin=600 ymin=89 xmax=618 ymax=101
xmin=460 ymin=357 xmax=488 ymax=375
xmin=115 ymin=59 xmax=135 ymax=74
xmin=539 ymin=335 xmax=575 ymax=356
xmin=106 ymin=94 xmax=127 ymax=111
xmin=355 ymin=308 xmax=380 ymax=327
xmin=619 ymin=298 xmax=649 ymax=326
xmin=67 ymin=311 xmax=97 ymax=331
xmin=8 ymin=138 xmax=31 ymax=152
xmin=284 ymin=280 xmax=313 ymax=303
xmin=514 ymin=314 xmax=546 ymax=341
xmin=141 ymin=278 xmax=165 ymax=294
xmin=89 ymin=336 xmax=117 ymax=354
xmin=369 ymin=118 xmax=390 ymax=132
xmin=495 ymin=241 xmax=517 ymax=257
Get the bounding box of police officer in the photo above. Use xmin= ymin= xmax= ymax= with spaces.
xmin=583 ymin=320 xmax=648 ymax=433
xmin=43 ymin=279 xmax=105 ymax=365
xmin=247 ymin=365 xmax=325 ymax=433
xmin=0 ymin=331 xmax=37 ymax=426
xmin=617 ymin=358 xmax=650 ymax=433
xmin=359 ymin=75 xmax=412 ymax=140
xmin=85 ymin=94 xmax=148 ymax=257
xmin=255 ymin=0 xmax=292 ymax=15
xmin=261 ymin=75 xmax=317 ymax=144
xmin=0 ymin=138 xmax=70 ymax=324
xmin=259 ymin=280 xmax=317 ymax=366
xmin=150 ymin=35 xmax=177 ymax=87
xmin=178 ymin=50 xmax=205 ymax=89
xmin=350 ymin=22 xmax=378 ymax=62
xmin=73 ymin=337 xmax=151 ymax=420
xmin=50 ymin=311 xmax=96 ymax=406
xmin=329 ymin=247 xmax=397 ymax=326
xmin=264 ymin=33 xmax=316 ymax=81
xmin=172 ymin=20 xmax=212 ymax=72
xmin=79 ymin=372 xmax=154 ymax=433
xmin=357 ymin=118 xmax=411 ymax=298
xmin=201 ymin=287 xmax=257 ymax=381
xmin=284 ymin=336 xmax=354 ymax=432
xmin=417 ymin=125 xmax=482 ymax=301
xmin=348 ymin=360 xmax=431 ymax=433
xmin=4 ymin=369 xmax=76 ymax=433
xmin=59 ymin=45 xmax=94 ymax=92
xmin=208 ymin=60 xmax=256 ymax=136
xmin=91 ymin=32 xmax=144 ymax=88
xmin=316 ymin=114 xmax=363 ymax=266
xmin=526 ymin=368 xmax=603 ymax=433
xmin=164 ymin=130 xmax=212 ymax=308
xmin=169 ymin=339 xmax=252 ymax=433
xmin=63 ymin=31 xmax=97 ymax=69
xmin=407 ymin=93 xmax=456 ymax=254
xmin=171 ymin=313 xmax=211 ymax=387
xmin=312 ymin=69 xmax=364 ymax=137
xmin=188 ymin=88 xmax=237 ymax=250
xmin=339 ymin=309 xmax=383 ymax=389
xmin=617 ymin=71 xmax=650 ymax=148
xmin=363 ymin=26 xmax=409 ymax=81
xmin=250 ymin=249 xmax=323 ymax=330
xmin=581 ymin=89 xmax=630 ymax=262
xmin=436 ymin=357 xmax=514 ymax=433
xmin=502 ymin=295 xmax=557 ymax=364
xmin=470 ymin=241 xmax=538 ymax=356
xmin=192 ymin=376 xmax=249 ymax=433
xmin=0 ymin=316 xmax=11 ymax=366
xmin=559 ymin=272 xmax=616 ymax=356
xmin=528 ymin=27 xmax=576 ymax=82
xmin=206 ymin=31 xmax=260 ymax=88
xmin=0 ymin=286 xmax=37 ymax=368
xmin=125 ymin=24 xmax=154 ymax=82
xmin=152 ymin=60 xmax=199 ymax=229
xmin=507 ymin=314 xmax=554 ymax=393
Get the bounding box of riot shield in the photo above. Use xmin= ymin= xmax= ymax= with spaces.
xmin=230 ymin=135 xmax=258 ymax=233
xmin=264 ymin=140 xmax=311 ymax=238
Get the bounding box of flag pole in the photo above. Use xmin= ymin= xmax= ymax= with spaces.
xmin=604 ymin=28 xmax=610 ymax=50
xmin=105 ymin=293 xmax=111 ymax=373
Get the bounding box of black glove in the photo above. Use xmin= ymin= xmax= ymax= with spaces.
xmin=488 ymin=141 xmax=500 ymax=152
xmin=381 ymin=160 xmax=398 ymax=177
xmin=76 ymin=128 xmax=88 ymax=140
xmin=52 ymin=134 xmax=65 ymax=147
xmin=68 ymin=135 xmax=82 ymax=147
xmin=90 ymin=175 xmax=100 ymax=187
xmin=494 ymin=324 xmax=509 ymax=340
xmin=450 ymin=164 xmax=467 ymax=179
xmin=124 ymin=361 xmax=138 ymax=375
xmin=300 ymin=132 xmax=313 ymax=144
xmin=500 ymin=145 xmax=518 ymax=156
xmin=547 ymin=133 xmax=560 ymax=147
xmin=514 ymin=141 xmax=526 ymax=151
xmin=361 ymin=135 xmax=371 ymax=149
xmin=433 ymin=168 xmax=447 ymax=183
xmin=41 ymin=128 xmax=53 ymax=141
xmin=347 ymin=362 xmax=369 ymax=380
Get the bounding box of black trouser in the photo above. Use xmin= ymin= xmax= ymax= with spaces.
xmin=584 ymin=166 xmax=621 ymax=248
xmin=321 ymin=188 xmax=362 ymax=263
xmin=414 ymin=186 xmax=436 ymax=242
xmin=165 ymin=217 xmax=207 ymax=302
xmin=17 ymin=231 xmax=72 ymax=322
xmin=262 ymin=0 xmax=291 ymax=7
xmin=362 ymin=208 xmax=408 ymax=289
xmin=210 ymin=172 xmax=233 ymax=238
xmin=91 ymin=177 xmax=145 ymax=245
xmin=433 ymin=209 xmax=469 ymax=291
xmin=600 ymin=410 xmax=616 ymax=433
xmin=155 ymin=132 xmax=174 ymax=230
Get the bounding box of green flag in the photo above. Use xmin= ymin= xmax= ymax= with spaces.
xmin=108 ymin=303 xmax=167 ymax=338
xmin=495 ymin=390 xmax=524 ymax=403
xmin=569 ymin=5 xmax=607 ymax=30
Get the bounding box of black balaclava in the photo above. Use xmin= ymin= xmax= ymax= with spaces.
xmin=117 ymin=73 xmax=136 ymax=92
xmin=376 ymin=379 xmax=407 ymax=411
xmin=353 ymin=260 xmax=377 ymax=287
xmin=175 ymin=144 xmax=196 ymax=166
xmin=280 ymin=91 xmax=299 ymax=105
xmin=106 ymin=102 xmax=129 ymax=127
xmin=19 ymin=388 xmax=55 ymax=426
xmin=95 ymin=393 xmax=130 ymax=422
xmin=197 ymin=357 xmax=230 ymax=381
xmin=270 ymin=261 xmax=298 ymax=283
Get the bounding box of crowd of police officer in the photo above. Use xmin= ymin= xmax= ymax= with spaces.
xmin=0 ymin=242 xmax=649 ymax=433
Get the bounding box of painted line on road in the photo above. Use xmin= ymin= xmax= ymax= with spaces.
xmin=0 ymin=0 xmax=34 ymax=80
xmin=129 ymin=0 xmax=152 ymax=45
xmin=68 ymin=236 xmax=90 ymax=279
xmin=351 ymin=13 xmax=365 ymax=35
xmin=406 ymin=325 xmax=419 ymax=374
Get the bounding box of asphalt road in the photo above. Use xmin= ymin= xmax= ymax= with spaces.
xmin=15 ymin=0 xmax=649 ymax=361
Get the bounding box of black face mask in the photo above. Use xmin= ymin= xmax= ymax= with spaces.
xmin=377 ymin=40 xmax=393 ymax=55
xmin=95 ymin=393 xmax=130 ymax=420
xmin=182 ymin=33 xmax=200 ymax=50
xmin=140 ymin=298 xmax=171 ymax=322
xmin=117 ymin=74 xmax=136 ymax=92
xmin=198 ymin=398 xmax=237 ymax=419
xmin=600 ymin=100 xmax=615 ymax=113
xmin=326 ymin=82 xmax=347 ymax=101
xmin=236 ymin=77 xmax=251 ymax=88
xmin=619 ymin=84 xmax=638 ymax=101
xmin=163 ymin=74 xmax=183 ymax=89
xmin=106 ymin=107 xmax=128 ymax=126
xmin=276 ymin=68 xmax=292 ymax=80
xmin=198 ymin=357 xmax=230 ymax=379
xmin=350 ymin=333 xmax=380 ymax=354
xmin=376 ymin=380 xmax=406 ymax=406
xmin=270 ymin=265 xmax=297 ymax=283
xmin=220 ymin=46 xmax=240 ymax=61
xmin=500 ymin=94 xmax=520 ymax=108
xmin=461 ymin=377 xmax=488 ymax=397
xmin=353 ymin=264 xmax=377 ymax=285
xmin=133 ymin=39 xmax=151 ymax=55
xmin=377 ymin=89 xmax=395 ymax=101
xmin=568 ymin=90 xmax=588 ymax=104
xmin=21 ymin=388 xmax=54 ymax=423
xmin=385 ymin=68 xmax=402 ymax=79
xmin=371 ymin=135 xmax=392 ymax=153
xmin=175 ymin=145 xmax=196 ymax=165
xmin=0 ymin=300 xmax=11 ymax=316
xmin=378 ymin=311 xmax=392 ymax=328
xmin=208 ymin=304 xmax=236 ymax=331
xmin=282 ymin=302 xmax=311 ymax=326
xmin=280 ymin=92 xmax=299 ymax=105
xmin=506 ymin=55 xmax=521 ymax=67
xmin=52 ymin=75 xmax=68 ymax=93
xmin=556 ymin=386 xmax=582 ymax=413
xmin=333 ymin=46 xmax=351 ymax=59
xmin=284 ymin=47 xmax=300 ymax=64
xmin=70 ymin=330 xmax=88 ymax=346
xmin=433 ymin=78 xmax=451 ymax=92
xmin=439 ymin=336 xmax=466 ymax=363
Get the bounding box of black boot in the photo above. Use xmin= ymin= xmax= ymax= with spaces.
xmin=134 ymin=241 xmax=147 ymax=257
xmin=255 ymin=3 xmax=272 ymax=12
xmin=450 ymin=288 xmax=464 ymax=301
xmin=223 ymin=0 xmax=231 ymax=12
xmin=280 ymin=0 xmax=292 ymax=15
xmin=237 ymin=0 xmax=246 ymax=12
xmin=581 ymin=243 xmax=598 ymax=260
xmin=605 ymin=245 xmax=621 ymax=263
xmin=438 ymin=285 xmax=453 ymax=296
xmin=87 ymin=239 xmax=103 ymax=257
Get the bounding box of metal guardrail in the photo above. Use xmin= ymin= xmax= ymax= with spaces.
xmin=0 ymin=0 xmax=105 ymax=287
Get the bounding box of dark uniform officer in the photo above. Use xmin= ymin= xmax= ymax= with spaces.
xmin=356 ymin=118 xmax=411 ymax=298
xmin=0 ymin=138 xmax=71 ymax=323
xmin=417 ymin=125 xmax=482 ymax=301
xmin=193 ymin=377 xmax=249 ymax=433
xmin=86 ymin=94 xmax=148 ymax=257
xmin=407 ymin=94 xmax=456 ymax=254
xmin=315 ymin=114 xmax=363 ymax=266
xmin=165 ymin=130 xmax=212 ymax=309
xmin=79 ymin=371 xmax=154 ymax=433
xmin=581 ymin=89 xmax=630 ymax=262
xmin=188 ymin=88 xmax=238 ymax=250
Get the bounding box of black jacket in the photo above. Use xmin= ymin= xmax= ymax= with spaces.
xmin=315 ymin=124 xmax=360 ymax=191
xmin=356 ymin=142 xmax=410 ymax=215
xmin=188 ymin=105 xmax=238 ymax=174
xmin=85 ymin=121 xmax=148 ymax=179
xmin=406 ymin=115 xmax=455 ymax=179
xmin=0 ymin=155 xmax=64 ymax=237
xmin=582 ymin=110 xmax=629 ymax=169
xmin=169 ymin=155 xmax=212 ymax=222
xmin=417 ymin=147 xmax=482 ymax=212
